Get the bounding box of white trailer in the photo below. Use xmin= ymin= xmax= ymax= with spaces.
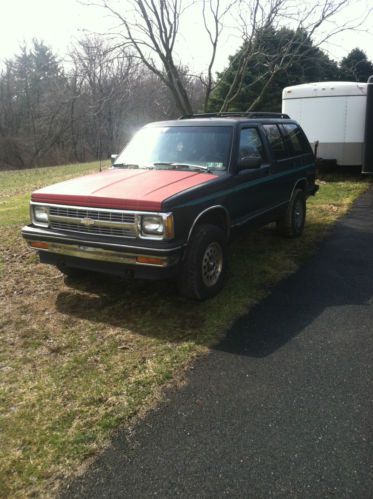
xmin=282 ymin=78 xmax=373 ymax=173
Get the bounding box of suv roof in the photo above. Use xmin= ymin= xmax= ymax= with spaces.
xmin=145 ymin=112 xmax=294 ymax=128
xmin=179 ymin=112 xmax=290 ymax=120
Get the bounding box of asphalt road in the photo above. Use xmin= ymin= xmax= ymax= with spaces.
xmin=63 ymin=189 xmax=373 ymax=498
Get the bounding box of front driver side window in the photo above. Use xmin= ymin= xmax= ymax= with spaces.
xmin=239 ymin=128 xmax=266 ymax=162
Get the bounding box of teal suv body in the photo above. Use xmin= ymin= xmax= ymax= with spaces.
xmin=22 ymin=112 xmax=318 ymax=300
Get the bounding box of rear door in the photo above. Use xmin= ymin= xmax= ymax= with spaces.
xmin=261 ymin=123 xmax=293 ymax=207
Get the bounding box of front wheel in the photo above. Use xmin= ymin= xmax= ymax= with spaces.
xmin=178 ymin=224 xmax=227 ymax=300
xmin=277 ymin=188 xmax=306 ymax=238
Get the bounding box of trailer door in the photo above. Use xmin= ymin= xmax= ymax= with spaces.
xmin=363 ymin=76 xmax=373 ymax=173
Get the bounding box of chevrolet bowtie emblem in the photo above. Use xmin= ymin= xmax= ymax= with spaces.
xmin=80 ymin=217 xmax=95 ymax=226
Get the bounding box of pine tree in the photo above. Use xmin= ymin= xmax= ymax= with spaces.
xmin=209 ymin=27 xmax=339 ymax=112
xmin=339 ymin=49 xmax=373 ymax=82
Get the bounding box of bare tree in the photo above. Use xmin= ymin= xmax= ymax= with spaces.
xmin=87 ymin=0 xmax=367 ymax=115
xmin=95 ymin=0 xmax=194 ymax=115
xmin=200 ymin=0 xmax=238 ymax=111
xmin=0 ymin=34 xmax=204 ymax=169
xmin=69 ymin=37 xmax=136 ymax=159
xmin=86 ymin=0 xmax=236 ymax=114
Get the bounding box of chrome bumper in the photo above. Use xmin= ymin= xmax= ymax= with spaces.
xmin=22 ymin=225 xmax=181 ymax=268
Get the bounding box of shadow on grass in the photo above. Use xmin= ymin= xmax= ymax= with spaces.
xmin=56 ymin=263 xmax=208 ymax=342
xmin=55 ymin=224 xmax=289 ymax=345
xmin=55 ymin=191 xmax=373 ymax=358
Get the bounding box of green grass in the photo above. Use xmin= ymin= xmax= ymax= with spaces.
xmin=0 ymin=161 xmax=103 ymax=198
xmin=0 ymin=162 xmax=370 ymax=497
xmin=0 ymin=162 xmax=102 ymax=229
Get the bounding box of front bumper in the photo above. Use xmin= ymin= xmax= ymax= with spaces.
xmin=22 ymin=225 xmax=183 ymax=279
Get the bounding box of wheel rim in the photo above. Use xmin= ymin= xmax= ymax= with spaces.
xmin=201 ymin=242 xmax=223 ymax=287
xmin=294 ymin=198 xmax=304 ymax=230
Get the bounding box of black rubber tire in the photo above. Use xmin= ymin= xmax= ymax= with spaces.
xmin=178 ymin=224 xmax=227 ymax=300
xmin=277 ymin=188 xmax=306 ymax=238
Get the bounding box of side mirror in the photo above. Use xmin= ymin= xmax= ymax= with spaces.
xmin=111 ymin=154 xmax=118 ymax=165
xmin=237 ymin=156 xmax=262 ymax=170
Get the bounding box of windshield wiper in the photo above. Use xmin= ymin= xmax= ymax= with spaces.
xmin=153 ymin=162 xmax=180 ymax=168
xmin=153 ymin=162 xmax=213 ymax=173
xmin=113 ymin=163 xmax=154 ymax=169
xmin=113 ymin=163 xmax=140 ymax=168
xmin=185 ymin=164 xmax=213 ymax=173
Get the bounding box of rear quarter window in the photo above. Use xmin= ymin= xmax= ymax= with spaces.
xmin=281 ymin=124 xmax=311 ymax=156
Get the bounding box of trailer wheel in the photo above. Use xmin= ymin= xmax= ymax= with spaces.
xmin=277 ymin=188 xmax=306 ymax=238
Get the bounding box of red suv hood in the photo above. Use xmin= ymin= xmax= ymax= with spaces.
xmin=31 ymin=168 xmax=216 ymax=211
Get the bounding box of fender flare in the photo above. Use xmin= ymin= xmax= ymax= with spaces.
xmin=187 ymin=205 xmax=231 ymax=243
xmin=290 ymin=177 xmax=308 ymax=200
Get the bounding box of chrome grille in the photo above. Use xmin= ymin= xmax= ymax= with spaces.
xmin=50 ymin=222 xmax=136 ymax=238
xmin=48 ymin=205 xmax=137 ymax=239
xmin=49 ymin=206 xmax=135 ymax=224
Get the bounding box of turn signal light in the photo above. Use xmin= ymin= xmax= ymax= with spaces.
xmin=165 ymin=214 xmax=175 ymax=239
xmin=136 ymin=256 xmax=165 ymax=266
xmin=30 ymin=241 xmax=49 ymax=249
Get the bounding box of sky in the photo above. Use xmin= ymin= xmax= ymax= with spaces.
xmin=0 ymin=0 xmax=372 ymax=74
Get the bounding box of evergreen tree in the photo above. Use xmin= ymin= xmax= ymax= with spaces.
xmin=1 ymin=40 xmax=69 ymax=167
xmin=339 ymin=49 xmax=373 ymax=82
xmin=209 ymin=27 xmax=339 ymax=112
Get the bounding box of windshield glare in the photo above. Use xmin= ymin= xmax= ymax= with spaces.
xmin=114 ymin=126 xmax=232 ymax=171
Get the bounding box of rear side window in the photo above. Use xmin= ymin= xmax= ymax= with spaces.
xmin=263 ymin=124 xmax=288 ymax=160
xmin=281 ymin=124 xmax=310 ymax=156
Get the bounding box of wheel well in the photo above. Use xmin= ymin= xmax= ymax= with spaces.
xmin=294 ymin=178 xmax=307 ymax=193
xmin=188 ymin=208 xmax=230 ymax=241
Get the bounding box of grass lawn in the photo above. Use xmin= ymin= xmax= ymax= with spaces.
xmin=0 ymin=162 xmax=370 ymax=497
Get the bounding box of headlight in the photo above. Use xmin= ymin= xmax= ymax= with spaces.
xmin=142 ymin=215 xmax=164 ymax=235
xmin=140 ymin=213 xmax=174 ymax=239
xmin=32 ymin=205 xmax=49 ymax=226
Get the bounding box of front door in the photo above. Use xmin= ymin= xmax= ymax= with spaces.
xmin=227 ymin=126 xmax=271 ymax=225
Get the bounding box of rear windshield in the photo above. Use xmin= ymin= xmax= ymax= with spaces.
xmin=114 ymin=126 xmax=233 ymax=171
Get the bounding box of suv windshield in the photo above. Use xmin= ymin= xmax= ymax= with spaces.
xmin=114 ymin=126 xmax=232 ymax=171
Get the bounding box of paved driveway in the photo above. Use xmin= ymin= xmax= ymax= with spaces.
xmin=63 ymin=189 xmax=373 ymax=498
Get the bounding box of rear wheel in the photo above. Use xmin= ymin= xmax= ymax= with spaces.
xmin=178 ymin=224 xmax=227 ymax=300
xmin=277 ymin=188 xmax=306 ymax=238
